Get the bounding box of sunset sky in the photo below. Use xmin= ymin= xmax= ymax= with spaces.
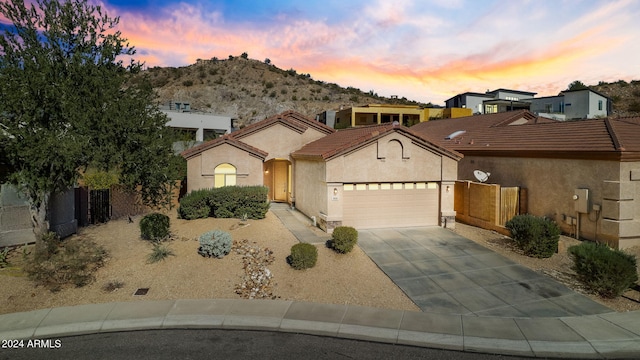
xmin=7 ymin=0 xmax=640 ymax=104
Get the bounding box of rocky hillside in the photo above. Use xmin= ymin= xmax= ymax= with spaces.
xmin=137 ymin=55 xmax=640 ymax=124
xmin=138 ymin=55 xmax=430 ymax=125
xmin=590 ymin=80 xmax=640 ymax=118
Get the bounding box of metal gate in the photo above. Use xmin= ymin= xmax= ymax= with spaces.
xmin=89 ymin=189 xmax=111 ymax=224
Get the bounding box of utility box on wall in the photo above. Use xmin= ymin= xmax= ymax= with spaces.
xmin=574 ymin=188 xmax=589 ymax=213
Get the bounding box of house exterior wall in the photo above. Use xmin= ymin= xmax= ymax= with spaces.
xmin=600 ymin=162 xmax=640 ymax=249
xmin=461 ymin=94 xmax=492 ymax=114
xmin=294 ymin=132 xmax=458 ymax=232
xmin=488 ymin=90 xmax=535 ymax=100
xmin=186 ymin=143 xmax=264 ymax=192
xmin=239 ymin=124 xmax=327 ymax=161
xmin=563 ymin=90 xmax=608 ymax=119
xmin=529 ymin=96 xmax=565 ymax=116
xmin=325 ymin=133 xmax=447 ymax=183
xmin=292 ymin=159 xmax=329 ymax=226
xmin=456 ymin=155 xmax=640 ymax=248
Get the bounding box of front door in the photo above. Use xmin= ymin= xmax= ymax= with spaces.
xmin=273 ymin=160 xmax=288 ymax=202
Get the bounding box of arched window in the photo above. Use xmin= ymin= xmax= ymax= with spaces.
xmin=214 ymin=163 xmax=236 ymax=188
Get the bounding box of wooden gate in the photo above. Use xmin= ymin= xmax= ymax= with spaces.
xmin=500 ymin=187 xmax=520 ymax=225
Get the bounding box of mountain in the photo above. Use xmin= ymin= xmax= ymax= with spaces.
xmin=590 ymin=80 xmax=640 ymax=118
xmin=138 ymin=55 xmax=431 ymax=126
xmin=137 ymin=55 xmax=640 ymax=124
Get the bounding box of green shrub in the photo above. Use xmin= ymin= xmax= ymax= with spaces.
xmin=139 ymin=213 xmax=170 ymax=241
xmin=179 ymin=186 xmax=269 ymax=220
xmin=568 ymin=242 xmax=638 ymax=298
xmin=198 ymin=230 xmax=232 ymax=258
xmin=330 ymin=226 xmax=358 ymax=253
xmin=505 ymin=214 xmax=560 ymax=258
xmin=147 ymin=243 xmax=175 ymax=263
xmin=208 ymin=186 xmax=269 ymax=219
xmin=288 ymin=243 xmax=317 ymax=270
xmin=178 ymin=188 xmax=213 ymax=219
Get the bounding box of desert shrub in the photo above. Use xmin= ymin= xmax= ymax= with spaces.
xmin=568 ymin=242 xmax=638 ymax=298
xmin=26 ymin=237 xmax=108 ymax=291
xmin=0 ymin=247 xmax=10 ymax=268
xmin=139 ymin=213 xmax=170 ymax=241
xmin=505 ymin=214 xmax=560 ymax=258
xmin=147 ymin=243 xmax=175 ymax=263
xmin=102 ymin=280 xmax=125 ymax=292
xmin=183 ymin=80 xmax=194 ymax=87
xmin=288 ymin=243 xmax=317 ymax=270
xmin=198 ymin=230 xmax=232 ymax=258
xmin=330 ymin=226 xmax=358 ymax=253
xmin=178 ymin=188 xmax=213 ymax=219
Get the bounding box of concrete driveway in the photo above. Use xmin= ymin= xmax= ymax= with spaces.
xmin=358 ymin=227 xmax=612 ymax=317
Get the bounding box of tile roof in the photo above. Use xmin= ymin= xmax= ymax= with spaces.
xmin=231 ymin=110 xmax=335 ymax=140
xmin=292 ymin=123 xmax=462 ymax=161
xmin=181 ymin=110 xmax=334 ymax=159
xmin=411 ymin=110 xmax=640 ymax=161
xmin=181 ymin=135 xmax=267 ymax=160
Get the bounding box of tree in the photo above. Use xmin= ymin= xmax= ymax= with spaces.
xmin=0 ymin=0 xmax=175 ymax=243
xmin=566 ymin=80 xmax=588 ymax=91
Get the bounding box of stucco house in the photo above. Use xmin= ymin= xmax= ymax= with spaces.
xmin=411 ymin=110 xmax=640 ymax=249
xmin=528 ymin=88 xmax=611 ymax=120
xmin=182 ymin=111 xmax=462 ymax=233
xmin=445 ymin=89 xmax=537 ymax=115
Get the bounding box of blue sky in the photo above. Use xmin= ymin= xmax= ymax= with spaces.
xmin=6 ymin=0 xmax=640 ymax=104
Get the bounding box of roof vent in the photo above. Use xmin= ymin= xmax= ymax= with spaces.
xmin=445 ymin=130 xmax=466 ymax=140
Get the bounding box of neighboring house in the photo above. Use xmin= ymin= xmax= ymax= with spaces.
xmin=316 ymin=110 xmax=336 ymax=128
xmin=332 ymin=104 xmax=471 ymax=128
xmin=161 ymin=102 xmax=235 ymax=152
xmin=412 ymin=110 xmax=640 ymax=249
xmin=445 ymin=89 xmax=536 ymax=115
xmin=529 ymin=88 xmax=611 ymax=120
xmin=182 ymin=111 xmax=462 ymax=233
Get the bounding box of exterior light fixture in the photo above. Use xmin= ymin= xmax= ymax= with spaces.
xmin=446 ymin=186 xmax=450 ymax=193
xmin=333 ymin=188 xmax=338 ymax=196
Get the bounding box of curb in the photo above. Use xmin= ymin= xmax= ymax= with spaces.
xmin=1 ymin=299 xmax=640 ymax=358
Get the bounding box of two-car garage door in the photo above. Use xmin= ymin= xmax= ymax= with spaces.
xmin=342 ymin=182 xmax=439 ymax=229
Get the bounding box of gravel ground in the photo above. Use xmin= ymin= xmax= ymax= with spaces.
xmin=0 ymin=209 xmax=419 ymax=315
xmin=1 ymin=212 xmax=639 ymax=315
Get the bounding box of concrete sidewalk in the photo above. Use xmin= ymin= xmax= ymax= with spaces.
xmin=1 ymin=299 xmax=639 ymax=358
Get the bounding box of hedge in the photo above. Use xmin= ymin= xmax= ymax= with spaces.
xmin=178 ymin=186 xmax=269 ymax=220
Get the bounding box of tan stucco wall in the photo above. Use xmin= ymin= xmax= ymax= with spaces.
xmin=325 ymin=133 xmax=447 ymax=183
xmin=294 ymin=132 xmax=459 ymax=232
xmin=239 ymin=124 xmax=327 ymax=161
xmin=292 ymin=159 xmax=328 ymax=223
xmin=600 ymin=162 xmax=640 ymax=248
xmin=186 ymin=143 xmax=264 ymax=193
xmin=458 ymin=156 xmax=640 ymax=248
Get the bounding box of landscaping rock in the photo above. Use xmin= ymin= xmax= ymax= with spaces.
xmin=232 ymin=239 xmax=277 ymax=299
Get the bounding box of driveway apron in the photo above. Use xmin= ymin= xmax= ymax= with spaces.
xmin=358 ymin=227 xmax=613 ymax=317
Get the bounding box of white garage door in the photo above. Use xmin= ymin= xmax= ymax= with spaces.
xmin=342 ymin=182 xmax=439 ymax=229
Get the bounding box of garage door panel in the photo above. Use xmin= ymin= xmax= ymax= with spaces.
xmin=343 ymin=185 xmax=439 ymax=229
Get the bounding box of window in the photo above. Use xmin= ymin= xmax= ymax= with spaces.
xmin=598 ymin=100 xmax=603 ymax=111
xmin=214 ymin=163 xmax=236 ymax=188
